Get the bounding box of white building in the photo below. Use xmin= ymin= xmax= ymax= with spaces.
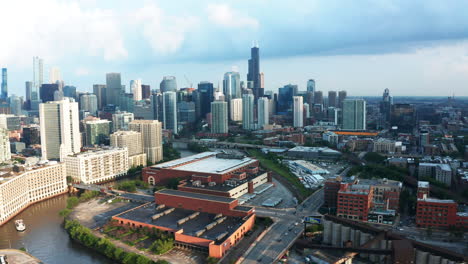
xmin=112 ymin=111 xmax=134 ymax=132
xmin=110 ymin=130 xmax=147 ymax=168
xmin=223 ymin=71 xmax=241 ymax=99
xmin=230 ymin=98 xmax=242 ymax=122
xmin=39 ymin=99 xmax=81 ymax=161
xmin=373 ymin=138 xmax=403 ymax=154
xmin=293 ymin=96 xmax=303 ymax=127
xmin=436 ymin=164 xmax=452 ymax=186
xmin=0 ymin=162 xmax=67 ymax=225
xmin=303 ymin=103 xmax=310 ymax=118
xmin=49 ymin=66 xmax=61 ymax=83
xmin=79 ymin=93 xmax=98 ymax=116
xmin=64 ymin=148 xmax=129 ymax=184
xmin=322 ymin=131 xmax=339 ymax=146
xmin=131 ymin=79 xmax=142 ymax=101
xmin=129 ymin=120 xmax=163 ymax=164
xmin=242 ymin=94 xmax=254 ymax=130
xmin=211 ymin=101 xmax=228 ymax=134
xmin=0 ymin=128 xmax=11 ymax=163
xmin=257 ymin=97 xmax=269 ymax=129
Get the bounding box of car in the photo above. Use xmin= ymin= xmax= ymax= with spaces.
xmin=277 ymin=238 xmax=282 ymax=242
xmin=294 ymin=222 xmax=299 ymax=226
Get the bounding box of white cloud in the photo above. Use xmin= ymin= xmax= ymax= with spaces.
xmin=75 ymin=67 xmax=90 ymax=76
xmin=206 ymin=4 xmax=259 ymax=29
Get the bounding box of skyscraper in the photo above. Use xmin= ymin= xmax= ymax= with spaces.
xmin=242 ymin=94 xmax=254 ymax=130
xmin=230 ymin=98 xmax=243 ymax=122
xmin=25 ymin=81 xmax=32 ymax=109
xmin=163 ymin=91 xmax=178 ymax=134
xmin=33 ymin=56 xmax=44 ymax=101
xmin=278 ymin=84 xmax=298 ymax=113
xmin=197 ymin=81 xmax=214 ymax=119
xmin=131 ymin=79 xmax=142 ymax=101
xmin=9 ymin=95 xmax=22 ymax=115
xmin=112 ymin=111 xmax=134 ymax=131
xmin=293 ymin=96 xmax=304 ymax=127
xmin=338 ymin=90 xmax=347 ymax=108
xmin=307 ymin=79 xmax=315 ymax=93
xmin=40 ymin=83 xmax=59 ymax=103
xmin=313 ymin=91 xmax=323 ymax=105
xmin=1 ymin=68 xmax=7 ymax=100
xmin=93 ymin=84 xmax=107 ymax=110
xmin=63 ymin=86 xmax=77 ymax=99
xmin=39 ymin=99 xmax=81 ymax=160
xmin=247 ymin=45 xmax=263 ymax=100
xmin=211 ymin=101 xmax=228 ymax=134
xmin=328 ymin=91 xmax=337 ymax=107
xmin=257 ymin=97 xmax=269 ymax=128
xmin=84 ymin=119 xmax=111 ymax=146
xmin=160 ymin=76 xmax=177 ymax=93
xmin=342 ymin=99 xmax=366 ymax=131
xmin=79 ymin=93 xmax=98 ymax=116
xmin=110 ymin=130 xmax=147 ymax=168
xmin=106 ymin=73 xmax=122 ymax=106
xmin=129 ymin=120 xmax=163 ymax=164
xmin=0 ymin=128 xmax=11 ymax=163
xmin=141 ymin=84 xmax=151 ymax=99
xmin=177 ymin=101 xmax=196 ymax=124
xmin=49 ymin=67 xmax=61 ymax=83
xmin=223 ymin=71 xmax=241 ymax=100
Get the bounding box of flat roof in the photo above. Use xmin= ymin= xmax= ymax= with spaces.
xmin=418 ymin=198 xmax=456 ymax=204
xmin=182 ymin=172 xmax=267 ymax=192
xmin=288 ymin=146 xmax=341 ymax=154
xmin=154 ymin=152 xmax=217 ymax=169
xmin=157 ymin=189 xmax=236 ymax=204
xmin=173 ymin=156 xmax=256 ymax=174
xmin=418 ymin=181 xmax=430 ymax=188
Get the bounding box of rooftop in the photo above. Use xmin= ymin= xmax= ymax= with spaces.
xmin=418 ymin=181 xmax=430 ymax=188
xmin=181 ymin=172 xmax=267 ymax=192
xmin=157 ymin=189 xmax=236 ymax=204
xmin=418 ymin=198 xmax=456 ymax=204
xmin=288 ymin=146 xmax=341 ymax=154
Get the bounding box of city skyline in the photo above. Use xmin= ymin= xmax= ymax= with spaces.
xmin=1 ymin=1 xmax=468 ymax=96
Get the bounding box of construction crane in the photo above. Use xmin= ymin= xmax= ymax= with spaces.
xmin=184 ymin=75 xmax=193 ymax=88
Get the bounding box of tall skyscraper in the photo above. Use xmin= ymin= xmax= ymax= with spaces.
xmin=342 ymin=99 xmax=366 ymax=131
xmin=25 ymin=81 xmax=32 ymax=109
xmin=93 ymin=84 xmax=107 ymax=110
xmin=211 ymin=101 xmax=228 ymax=134
xmin=79 ymin=93 xmax=98 ymax=116
xmin=0 ymin=128 xmax=11 ymax=163
xmin=242 ymin=94 xmax=254 ymax=130
xmin=230 ymin=98 xmax=243 ymax=122
xmin=33 ymin=56 xmax=44 ymax=101
xmin=131 ymin=79 xmax=142 ymax=101
xmin=177 ymin=101 xmax=196 ymax=124
xmin=63 ymin=86 xmax=77 ymax=99
xmin=380 ymin=88 xmax=393 ymax=123
xmin=307 ymin=79 xmax=315 ymax=93
xmin=223 ymin=71 xmax=241 ymax=100
xmin=338 ymin=90 xmax=347 ymax=108
xmin=293 ymin=96 xmax=304 ymax=127
xmin=141 ymin=84 xmax=151 ymax=99
xmin=328 ymin=91 xmax=337 ymax=107
xmin=278 ymin=84 xmax=298 ymax=113
xmin=163 ymin=91 xmax=177 ymax=134
xmin=247 ymin=45 xmax=263 ymax=100
xmin=1 ymin=68 xmax=7 ymax=100
xmin=197 ymin=81 xmax=214 ymax=119
xmin=129 ymin=120 xmax=163 ymax=164
xmin=257 ymin=97 xmax=269 ymax=128
xmin=110 ymin=130 xmax=146 ymax=168
xmin=106 ymin=73 xmax=122 ymax=106
xmin=40 ymin=83 xmax=59 ymax=103
xmin=160 ymin=76 xmax=177 ymax=93
xmin=303 ymin=103 xmax=310 ymax=118
xmin=314 ymin=91 xmax=323 ymax=105
xmin=39 ymin=99 xmax=81 ymax=160
xmin=49 ymin=67 xmax=61 ymax=83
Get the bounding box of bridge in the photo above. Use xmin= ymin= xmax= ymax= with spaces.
xmin=172 ymin=138 xmax=283 ymax=150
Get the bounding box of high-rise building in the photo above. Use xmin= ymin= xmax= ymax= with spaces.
xmin=247 ymin=45 xmax=263 ymax=100
xmin=63 ymin=86 xmax=77 ymax=99
xmin=380 ymin=88 xmax=393 ymax=123
xmin=33 ymin=57 xmax=44 ymax=101
xmin=1 ymin=68 xmax=7 ymax=100
xmin=197 ymin=82 xmax=214 ymax=119
xmin=141 ymin=84 xmax=151 ymax=99
xmin=112 ymin=111 xmax=134 ymax=131
xmin=307 ymin=79 xmax=315 ymax=93
xmin=49 ymin=67 xmax=61 ymax=83
xmin=328 ymin=91 xmax=337 ymax=107
xmin=84 ymin=119 xmax=111 ymax=146
xmin=160 ymin=76 xmax=177 ymax=93
xmin=0 ymin=128 xmax=11 ymax=163
xmin=313 ymin=91 xmax=323 ymax=105
xmin=177 ymin=101 xmax=196 ymax=125
xmin=40 ymin=83 xmax=59 ymax=103
xmin=106 ymin=73 xmax=122 ymax=106
xmin=8 ymin=95 xmax=22 ymax=115
xmin=39 ymin=99 xmax=81 ymax=160
xmin=110 ymin=130 xmax=147 ymax=168
xmin=79 ymin=93 xmax=98 ymax=116
xmin=242 ymin=94 xmax=254 ymax=130
xmin=390 ymin=103 xmax=415 ymax=132
xmin=293 ymin=96 xmax=304 ymax=127
xmin=131 ymin=79 xmax=142 ymax=101
xmin=257 ymin=97 xmax=269 ymax=128
xmin=25 ymin=81 xmax=32 ymax=106
xmin=338 ymin=90 xmax=347 ymax=108
xmin=260 ymin=72 xmax=265 ymax=90
xmin=230 ymin=98 xmax=242 ymax=122
xmin=303 ymin=103 xmax=310 ymax=119
xmin=223 ymin=71 xmax=241 ymax=100
xmin=93 ymin=84 xmax=107 ymax=110
xmin=278 ymin=84 xmax=298 ymax=113
xmin=151 ymin=93 xmax=163 ymax=121
xmin=342 ymin=99 xmax=366 ymax=131
xmin=21 ymin=125 xmax=41 ymax=146
xmin=163 ymin=91 xmax=177 ymax=134
xmin=211 ymin=101 xmax=228 ymax=134
xmin=129 ymin=120 xmax=163 ymax=164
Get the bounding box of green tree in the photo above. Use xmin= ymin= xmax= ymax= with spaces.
xmin=66 ymin=197 xmax=80 ymax=209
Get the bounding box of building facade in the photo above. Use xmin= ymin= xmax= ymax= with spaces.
xmin=230 ymin=98 xmax=242 ymax=122
xmin=129 ymin=120 xmax=163 ymax=164
xmin=342 ymin=99 xmax=366 ymax=130
xmin=110 ymin=130 xmax=147 ymax=168
xmin=211 ymin=101 xmax=228 ymax=134
xmin=293 ymin=96 xmax=303 ymax=127
xmin=257 ymin=97 xmax=269 ymax=129
xmin=112 ymin=111 xmax=134 ymax=132
xmin=163 ymin=91 xmax=178 ymax=134
xmin=242 ymin=94 xmax=254 ymax=130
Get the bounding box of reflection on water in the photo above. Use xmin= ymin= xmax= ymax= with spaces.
xmin=0 ymin=195 xmax=112 ymax=264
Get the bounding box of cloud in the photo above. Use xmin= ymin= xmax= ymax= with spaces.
xmin=206 ymin=4 xmax=259 ymax=29
xmin=75 ymin=67 xmax=90 ymax=76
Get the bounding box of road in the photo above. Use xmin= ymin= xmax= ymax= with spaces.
xmin=240 ymin=188 xmax=324 ymax=264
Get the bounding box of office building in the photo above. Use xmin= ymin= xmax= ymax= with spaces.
xmin=1 ymin=68 xmax=7 ymax=100
xmin=198 ymin=82 xmax=214 ymax=119
xmin=257 ymin=97 xmax=269 ymax=128
xmin=163 ymin=91 xmax=178 ymax=133
xmin=278 ymin=84 xmax=298 ymax=113
xmin=64 ymin=148 xmax=128 ymax=184
xmin=21 ymin=125 xmax=41 ymax=146
xmin=0 ymin=128 xmax=11 ymax=163
xmin=79 ymin=93 xmax=98 ymax=116
xmin=39 ymin=99 xmax=81 ymax=160
xmin=177 ymin=101 xmax=196 ymax=124
xmin=247 ymin=45 xmax=263 ymax=100
xmin=242 ymin=94 xmax=254 ymax=130
xmin=131 ymin=79 xmax=142 ymax=101
xmin=293 ymin=96 xmax=303 ymax=127
xmin=25 ymin=81 xmax=32 ymax=109
xmin=141 ymin=84 xmax=151 ymax=99
xmin=390 ymin=103 xmax=415 ymax=132
xmin=112 ymin=111 xmax=134 ymax=131
xmin=49 ymin=66 xmax=61 ymax=83
xmin=63 ymin=85 xmax=77 ymax=99
xmin=40 ymin=83 xmax=59 ymax=103
xmin=338 ymin=90 xmax=347 ymax=108
xmin=211 ymin=101 xmax=228 ymax=134
xmin=93 ymin=84 xmax=107 ymax=109
xmin=33 ymin=56 xmax=44 ymax=101
xmin=303 ymin=103 xmax=310 ymax=119
xmin=0 ymin=162 xmax=67 ymax=226
xmin=129 ymin=120 xmax=163 ymax=164
xmin=342 ymin=99 xmax=366 ymax=131
xmin=8 ymin=95 xmax=22 ymax=115
xmin=314 ymin=91 xmax=323 ymax=105
xmin=328 ymin=91 xmax=337 ymax=107
xmin=84 ymin=119 xmax=111 ymax=146
xmin=160 ymin=76 xmax=177 ymax=93
xmin=307 ymin=79 xmax=315 ymax=93
xmin=151 ymin=93 xmax=163 ymax=121
xmin=110 ymin=130 xmax=147 ymax=168
xmin=230 ymin=98 xmax=242 ymax=122
xmin=223 ymin=71 xmax=241 ymax=99
xmin=106 ymin=73 xmax=122 ymax=106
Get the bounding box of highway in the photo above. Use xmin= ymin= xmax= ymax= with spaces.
xmin=240 ymin=188 xmax=324 ymax=264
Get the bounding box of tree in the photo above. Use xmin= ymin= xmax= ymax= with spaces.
xmin=363 ymin=152 xmax=386 ymax=164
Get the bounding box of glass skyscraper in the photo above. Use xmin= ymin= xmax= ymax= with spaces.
xmin=1 ymin=68 xmax=7 ymax=100
xmin=223 ymin=71 xmax=241 ymax=99
xmin=160 ymin=76 xmax=177 ymax=93
xmin=163 ymin=91 xmax=178 ymax=134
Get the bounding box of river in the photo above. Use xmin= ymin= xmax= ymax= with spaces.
xmin=0 ymin=146 xmax=196 ymax=263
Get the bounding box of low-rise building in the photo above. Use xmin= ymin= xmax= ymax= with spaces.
xmin=286 ymin=146 xmax=341 ymax=160
xmin=372 ymin=138 xmax=403 ymax=154
xmin=337 ymin=183 xmax=373 ymax=221
xmin=322 ymin=131 xmax=339 ymax=146
xmin=418 ymin=163 xmax=452 ymax=186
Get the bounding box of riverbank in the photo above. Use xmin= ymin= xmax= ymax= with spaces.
xmin=0 ymin=249 xmax=42 ymax=264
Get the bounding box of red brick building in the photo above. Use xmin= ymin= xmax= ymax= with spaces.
xmin=337 ymin=183 xmax=373 ymax=221
xmin=324 ymin=178 xmax=343 ymax=208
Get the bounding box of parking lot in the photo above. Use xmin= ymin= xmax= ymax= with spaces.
xmin=244 ymin=178 xmax=297 ymax=208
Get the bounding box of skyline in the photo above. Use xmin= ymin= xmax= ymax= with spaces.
xmin=1 ymin=0 xmax=468 ymax=96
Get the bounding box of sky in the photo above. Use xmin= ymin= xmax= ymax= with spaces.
xmin=1 ymin=0 xmax=468 ymax=97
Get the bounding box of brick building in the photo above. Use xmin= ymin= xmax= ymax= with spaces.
xmin=337 ymin=183 xmax=374 ymax=221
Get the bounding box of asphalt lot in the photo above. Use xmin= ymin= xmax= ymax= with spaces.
xmin=244 ymin=178 xmax=296 ymax=208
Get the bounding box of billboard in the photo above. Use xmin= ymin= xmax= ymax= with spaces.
xmin=304 ymin=216 xmax=321 ymax=224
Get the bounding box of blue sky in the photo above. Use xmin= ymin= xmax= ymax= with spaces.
xmin=1 ymin=0 xmax=468 ymax=96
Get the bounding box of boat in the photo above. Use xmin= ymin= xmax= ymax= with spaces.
xmin=15 ymin=219 xmax=26 ymax=232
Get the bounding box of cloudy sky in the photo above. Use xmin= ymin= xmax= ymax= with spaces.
xmin=1 ymin=0 xmax=468 ymax=96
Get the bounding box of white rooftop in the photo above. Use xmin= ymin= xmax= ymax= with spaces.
xmin=418 ymin=181 xmax=430 ymax=188
xmin=288 ymin=146 xmax=340 ymax=154
xmin=418 ymin=198 xmax=456 ymax=204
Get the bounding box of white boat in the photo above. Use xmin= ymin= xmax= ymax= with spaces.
xmin=15 ymin=219 xmax=26 ymax=232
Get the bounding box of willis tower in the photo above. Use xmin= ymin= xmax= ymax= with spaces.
xmin=247 ymin=43 xmax=263 ymax=101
